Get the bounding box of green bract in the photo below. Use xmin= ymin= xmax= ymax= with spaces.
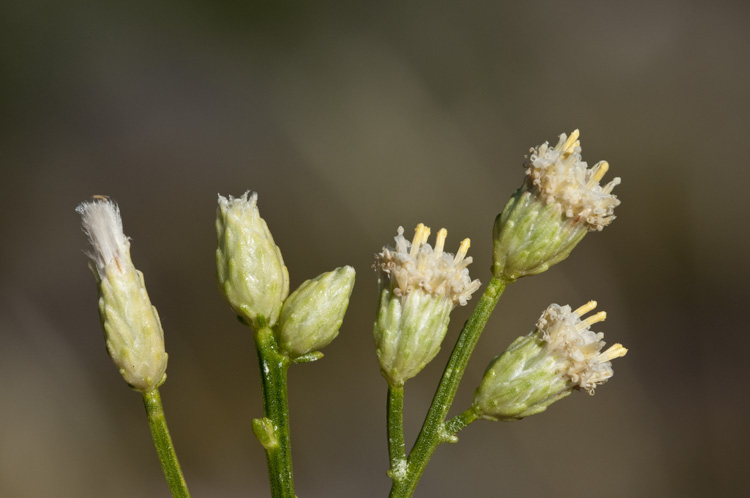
xmin=215 ymin=192 xmax=290 ymax=329
xmin=374 ymin=287 xmax=453 ymax=387
xmin=492 ymin=186 xmax=588 ymax=281
xmin=473 ymin=333 xmax=572 ymax=420
xmin=278 ymin=266 xmax=356 ymax=357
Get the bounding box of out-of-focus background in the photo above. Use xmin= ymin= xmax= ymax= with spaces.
xmin=2 ymin=1 xmax=749 ymax=497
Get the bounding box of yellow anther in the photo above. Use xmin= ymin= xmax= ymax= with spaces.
xmin=562 ymin=142 xmax=580 ymax=159
xmin=576 ymin=311 xmax=607 ymax=330
xmin=587 ymin=161 xmax=610 ymax=187
xmin=574 ymin=301 xmax=598 ymax=317
xmin=562 ymin=129 xmax=580 ymax=153
xmin=421 ymin=226 xmax=431 ymax=246
xmin=410 ymin=224 xmax=431 ymax=256
xmin=598 ymin=343 xmax=628 ymax=362
xmin=454 ymin=238 xmax=471 ymax=264
xmin=434 ymin=228 xmax=447 ymax=258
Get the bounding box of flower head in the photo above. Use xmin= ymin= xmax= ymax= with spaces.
xmin=215 ymin=191 xmax=289 ymax=329
xmin=535 ymin=301 xmax=628 ymax=393
xmin=525 ymin=129 xmax=620 ymax=231
xmin=473 ymin=300 xmax=627 ymax=420
xmin=373 ymin=224 xmax=480 ymax=386
xmin=375 ymin=224 xmax=481 ymax=306
xmin=493 ymin=130 xmax=621 ymax=281
xmin=77 ymin=197 xmax=168 ymax=392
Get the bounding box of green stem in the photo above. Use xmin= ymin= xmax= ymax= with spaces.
xmin=444 ymin=407 xmax=480 ymax=435
xmin=142 ymin=389 xmax=191 ymax=498
xmin=390 ymin=277 xmax=508 ymax=498
xmin=254 ymin=326 xmax=295 ymax=498
xmin=387 ymin=385 xmax=406 ymax=480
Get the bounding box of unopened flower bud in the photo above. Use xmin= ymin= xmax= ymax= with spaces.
xmin=215 ymin=192 xmax=289 ymax=329
xmin=493 ymin=130 xmax=621 ymax=281
xmin=76 ymin=197 xmax=168 ymax=392
xmin=473 ymin=301 xmax=627 ymax=421
xmin=277 ymin=266 xmax=356 ymax=358
xmin=373 ymin=224 xmax=481 ymax=387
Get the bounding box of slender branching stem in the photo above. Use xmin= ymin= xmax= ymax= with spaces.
xmin=142 ymin=389 xmax=191 ymax=498
xmin=390 ymin=277 xmax=508 ymax=498
xmin=444 ymin=407 xmax=481 ymax=435
xmin=254 ymin=326 xmax=295 ymax=498
xmin=387 ymin=385 xmax=406 ymax=481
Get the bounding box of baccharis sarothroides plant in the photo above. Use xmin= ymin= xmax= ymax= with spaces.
xmin=77 ymin=129 xmax=625 ymax=498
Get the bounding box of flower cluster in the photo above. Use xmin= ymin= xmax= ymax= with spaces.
xmin=525 ymin=129 xmax=620 ymax=231
xmin=535 ymin=301 xmax=628 ymax=393
xmin=373 ymin=224 xmax=481 ymax=386
xmin=375 ymin=224 xmax=480 ymax=306
xmin=493 ymin=130 xmax=621 ymax=281
xmin=473 ymin=301 xmax=627 ymax=421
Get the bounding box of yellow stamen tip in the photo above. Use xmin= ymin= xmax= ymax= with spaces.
xmin=591 ymin=161 xmax=609 ymax=183
xmin=562 ymin=129 xmax=580 ymax=152
xmin=454 ymin=238 xmax=471 ymax=263
xmin=435 ymin=228 xmax=448 ymax=257
xmin=410 ymin=223 xmax=431 ymax=256
xmin=574 ymin=300 xmax=598 ymax=317
xmin=600 ymin=343 xmax=628 ymax=362
xmin=577 ymin=310 xmax=607 ymax=330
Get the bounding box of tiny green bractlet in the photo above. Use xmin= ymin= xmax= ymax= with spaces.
xmin=77 ymin=129 xmax=626 ymax=498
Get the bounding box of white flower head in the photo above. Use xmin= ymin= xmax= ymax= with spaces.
xmin=492 ymin=130 xmax=622 ymax=281
xmin=535 ymin=301 xmax=628 ymax=394
xmin=525 ymin=129 xmax=621 ymax=231
xmin=473 ymin=300 xmax=627 ymax=420
xmin=76 ymin=196 xmax=168 ymax=392
xmin=372 ymin=224 xmax=481 ymax=386
xmin=374 ymin=223 xmax=481 ymax=307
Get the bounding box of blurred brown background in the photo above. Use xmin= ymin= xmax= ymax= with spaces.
xmin=2 ymin=1 xmax=749 ymax=497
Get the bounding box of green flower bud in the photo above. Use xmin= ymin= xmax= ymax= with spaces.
xmin=77 ymin=197 xmax=168 ymax=392
xmin=493 ymin=130 xmax=620 ymax=281
xmin=373 ymin=224 xmax=481 ymax=387
xmin=473 ymin=301 xmax=627 ymax=421
xmin=215 ymin=192 xmax=289 ymax=329
xmin=277 ymin=266 xmax=356 ymax=358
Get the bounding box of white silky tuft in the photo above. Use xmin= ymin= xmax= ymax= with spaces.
xmin=76 ymin=197 xmax=130 ymax=277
